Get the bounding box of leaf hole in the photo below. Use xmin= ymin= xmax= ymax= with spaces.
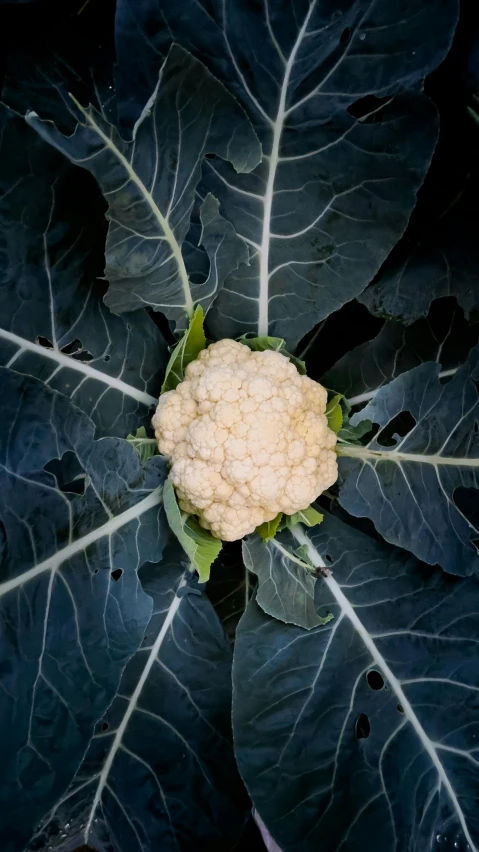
xmin=72 ymin=350 xmax=94 ymax=362
xmin=205 ymin=153 xmax=216 ymax=160
xmin=104 ymin=354 xmax=111 ymax=362
xmin=454 ymin=487 xmax=479 ymax=542
xmin=340 ymin=27 xmax=352 ymax=44
xmin=101 ymin=721 xmax=109 ymax=731
xmin=37 ymin=336 xmax=54 ymax=349
xmin=325 ymin=554 xmax=333 ymax=563
xmin=347 ymin=95 xmax=391 ymax=120
xmin=377 ymin=411 xmax=416 ymax=447
xmin=146 ymin=307 xmax=177 ymax=345
xmin=111 ymin=569 xmax=123 ymax=582
xmin=397 ymin=704 xmax=404 ymax=713
xmin=44 ymin=452 xmax=87 ymax=495
xmin=366 ymin=670 xmax=384 ymax=690
xmin=61 ymin=338 xmax=83 ymax=355
xmin=355 ymin=713 xmax=370 ymax=739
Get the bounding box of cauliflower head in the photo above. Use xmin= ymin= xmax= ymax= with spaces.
xmin=152 ymin=339 xmax=338 ymax=541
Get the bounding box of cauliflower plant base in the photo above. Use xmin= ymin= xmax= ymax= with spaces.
xmin=152 ymin=339 xmax=338 ymax=541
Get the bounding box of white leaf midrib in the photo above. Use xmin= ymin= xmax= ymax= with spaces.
xmin=0 ymin=488 xmax=163 ymax=598
xmin=84 ymin=578 xmax=186 ymax=839
xmin=338 ymin=444 xmax=479 ymax=468
xmin=73 ymin=102 xmax=194 ymax=318
xmin=291 ymin=525 xmax=476 ymax=851
xmin=347 ymin=368 xmax=458 ymax=407
xmin=0 ymin=328 xmax=157 ymax=407
xmin=258 ymin=1 xmax=316 ymax=336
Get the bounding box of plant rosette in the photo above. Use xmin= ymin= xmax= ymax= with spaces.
xmin=2 ymin=5 xmax=478 ymax=851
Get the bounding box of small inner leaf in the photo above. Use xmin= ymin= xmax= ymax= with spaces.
xmin=163 ymin=478 xmax=221 ymax=582
xmin=256 ymin=513 xmax=283 ymax=542
xmin=337 ymin=418 xmax=373 ymax=446
xmin=161 ymin=305 xmax=206 ymax=393
xmin=326 ymin=394 xmax=344 ymax=434
xmin=126 ymin=426 xmax=159 ymax=463
xmin=238 ymin=334 xmax=307 ymax=374
xmin=280 ymin=506 xmax=324 ymax=532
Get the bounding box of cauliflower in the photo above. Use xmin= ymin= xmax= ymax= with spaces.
xmin=152 ymin=339 xmax=338 ymax=541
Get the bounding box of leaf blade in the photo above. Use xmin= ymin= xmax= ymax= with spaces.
xmin=239 ymin=335 xmax=307 ymax=374
xmin=338 ymin=349 xmax=479 ymax=575
xmin=325 ymin=394 xmax=343 ymax=434
xmin=126 ymin=426 xmax=158 ymax=463
xmin=115 ymin=0 xmax=458 ymax=345
xmin=0 ymin=104 xmax=166 ymax=438
xmin=233 ymin=514 xmax=479 ymax=852
xmin=161 ymin=305 xmax=206 ymax=393
xmin=29 ymin=542 xmax=248 ymax=852
xmin=27 ymin=45 xmax=261 ymax=324
xmin=242 ymin=532 xmax=324 ymax=630
xmin=0 ymin=370 xmax=168 ymax=850
xmin=163 ymin=478 xmax=222 ymax=582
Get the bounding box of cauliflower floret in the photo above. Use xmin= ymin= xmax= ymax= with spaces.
xmin=153 ymin=340 xmax=338 ymax=541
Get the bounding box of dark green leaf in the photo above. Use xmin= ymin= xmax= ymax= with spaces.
xmin=0 ymin=105 xmax=167 ymax=439
xmin=27 ymin=45 xmax=261 ymax=325
xmin=29 ymin=541 xmax=248 ymax=852
xmin=321 ymin=301 xmax=478 ymax=409
xmin=233 ymin=513 xmax=479 ymax=852
xmin=0 ymin=369 xmax=168 ymax=851
xmin=359 ymin=187 xmax=479 ymax=325
xmin=242 ymin=532 xmax=323 ymax=629
xmin=339 ymin=348 xmax=479 ymax=575
xmin=115 ymin=0 xmax=457 ymax=347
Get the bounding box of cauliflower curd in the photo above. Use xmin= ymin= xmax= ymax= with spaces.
xmin=152 ymin=339 xmax=338 ymax=541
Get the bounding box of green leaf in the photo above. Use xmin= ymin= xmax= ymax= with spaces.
xmin=163 ymin=478 xmax=222 ymax=582
xmin=280 ymin=506 xmax=324 ymax=531
xmin=126 ymin=426 xmax=159 ymax=463
xmin=256 ymin=513 xmax=283 ymax=542
xmin=293 ymin=544 xmax=315 ymax=568
xmin=326 ymin=393 xmax=343 ymax=434
xmin=161 ymin=305 xmax=206 ymax=393
xmin=337 ymin=419 xmax=373 ymax=446
xmin=238 ymin=334 xmax=307 ymax=375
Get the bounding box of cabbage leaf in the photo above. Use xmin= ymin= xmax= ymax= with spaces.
xmin=233 ymin=514 xmax=479 ymax=852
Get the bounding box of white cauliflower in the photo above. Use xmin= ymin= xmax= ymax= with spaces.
xmin=152 ymin=339 xmax=338 ymax=541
